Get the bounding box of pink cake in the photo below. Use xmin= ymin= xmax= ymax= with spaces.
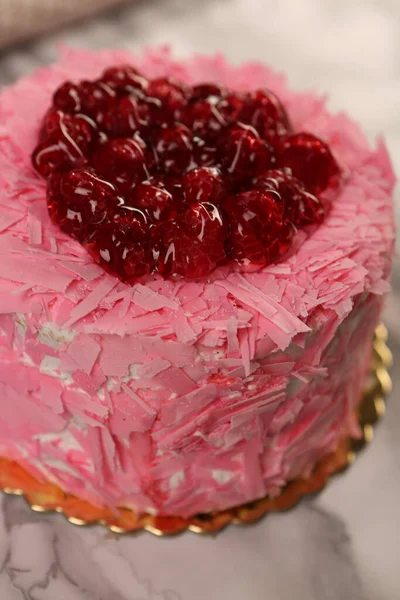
xmin=0 ymin=47 xmax=395 ymax=518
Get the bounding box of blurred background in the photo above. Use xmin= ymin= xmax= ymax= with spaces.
xmin=0 ymin=1 xmax=399 ymax=599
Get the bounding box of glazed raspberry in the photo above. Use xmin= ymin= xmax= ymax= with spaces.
xmin=86 ymin=207 xmax=154 ymax=282
xmin=53 ymin=80 xmax=115 ymax=118
xmin=218 ymin=94 xmax=244 ymax=123
xmin=191 ymin=83 xmax=227 ymax=102
xmin=190 ymin=138 xmax=216 ymax=168
xmin=159 ymin=203 xmax=227 ymax=278
xmin=225 ymin=190 xmax=294 ymax=265
xmin=103 ymin=96 xmax=149 ymax=137
xmin=183 ymin=167 xmax=225 ymax=205
xmin=100 ymin=64 xmax=148 ymax=95
xmin=40 ymin=110 xmax=94 ymax=145
xmin=253 ymin=167 xmax=294 ymax=192
xmin=146 ymin=77 xmax=189 ymax=123
xmin=254 ymin=168 xmax=325 ymax=226
xmin=32 ymin=113 xmax=93 ymax=177
xmin=151 ymin=124 xmax=193 ymax=176
xmin=183 ymin=94 xmax=243 ymax=141
xmin=239 ymin=89 xmax=291 ymax=142
xmin=183 ymin=98 xmax=224 ymax=140
xmin=46 ymin=173 xmax=63 ymax=225
xmin=47 ymin=168 xmax=119 ymax=241
xmin=289 ymin=190 xmax=325 ymax=226
xmin=33 ymin=62 xmax=341 ymax=284
xmin=218 ymin=124 xmax=274 ymax=186
xmin=93 ymin=138 xmax=148 ymax=194
xmin=278 ymin=133 xmax=340 ymax=194
xmin=53 ymin=81 xmax=85 ymax=113
xmin=131 ymin=177 xmax=178 ymax=221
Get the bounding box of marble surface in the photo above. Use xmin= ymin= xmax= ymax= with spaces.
xmin=0 ymin=0 xmax=399 ymax=598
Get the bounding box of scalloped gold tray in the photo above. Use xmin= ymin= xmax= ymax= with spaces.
xmin=0 ymin=324 xmax=392 ymax=536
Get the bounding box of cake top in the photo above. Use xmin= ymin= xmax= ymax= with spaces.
xmin=31 ymin=60 xmax=341 ymax=283
xmin=0 ymin=47 xmax=395 ymax=366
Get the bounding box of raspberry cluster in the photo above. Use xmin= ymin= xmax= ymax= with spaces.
xmin=32 ymin=64 xmax=341 ymax=282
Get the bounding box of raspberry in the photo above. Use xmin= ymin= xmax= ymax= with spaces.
xmin=53 ymin=80 xmax=115 ymax=119
xmin=146 ymin=77 xmax=189 ymax=123
xmin=33 ymin=63 xmax=339 ymax=284
xmin=225 ymin=190 xmax=294 ymax=265
xmin=100 ymin=64 xmax=148 ymax=96
xmin=192 ymin=139 xmax=218 ymax=168
xmin=254 ymin=168 xmax=325 ymax=226
xmin=93 ymin=138 xmax=148 ymax=194
xmin=159 ymin=202 xmax=227 ymax=278
xmin=32 ymin=112 xmax=93 ymax=176
xmin=217 ymin=124 xmax=274 ymax=186
xmin=151 ymin=124 xmax=193 ymax=176
xmin=86 ymin=207 xmax=155 ymax=282
xmin=183 ymin=167 xmax=225 ymax=205
xmin=102 ymin=96 xmax=149 ymax=137
xmin=131 ymin=177 xmax=179 ymax=221
xmin=47 ymin=168 xmax=119 ymax=242
xmin=183 ymin=93 xmax=243 ymax=142
xmin=239 ymin=89 xmax=291 ymax=142
xmin=278 ymin=133 xmax=340 ymax=193
xmin=190 ymin=83 xmax=227 ymax=102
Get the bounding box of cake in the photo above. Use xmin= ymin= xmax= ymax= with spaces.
xmin=0 ymin=47 xmax=395 ymax=519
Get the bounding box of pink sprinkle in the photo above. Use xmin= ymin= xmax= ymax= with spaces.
xmin=171 ymin=313 xmax=197 ymax=343
xmin=66 ymin=334 xmax=101 ymax=375
xmin=121 ymin=383 xmax=157 ymax=417
xmin=132 ymin=284 xmax=179 ymax=311
xmin=154 ymin=366 xmax=197 ymax=395
xmin=227 ymin=316 xmax=240 ymax=357
xmin=28 ymin=216 xmax=42 ymax=245
xmin=64 ymin=277 xmax=117 ymax=327
xmin=0 ymin=207 xmax=23 ymax=232
xmin=60 ymin=261 xmax=104 ymax=282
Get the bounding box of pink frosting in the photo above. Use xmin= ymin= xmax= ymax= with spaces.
xmin=0 ymin=47 xmax=395 ymax=516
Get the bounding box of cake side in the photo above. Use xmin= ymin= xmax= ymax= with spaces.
xmin=0 ymin=291 xmax=384 ymax=516
xmin=0 ymin=48 xmax=395 ymax=516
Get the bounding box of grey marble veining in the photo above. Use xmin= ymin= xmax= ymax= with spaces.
xmin=0 ymin=1 xmax=399 ymax=599
xmin=0 ymin=494 xmax=371 ymax=600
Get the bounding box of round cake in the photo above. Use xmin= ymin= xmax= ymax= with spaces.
xmin=0 ymin=47 xmax=395 ymax=518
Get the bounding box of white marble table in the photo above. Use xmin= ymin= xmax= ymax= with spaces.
xmin=0 ymin=1 xmax=399 ymax=598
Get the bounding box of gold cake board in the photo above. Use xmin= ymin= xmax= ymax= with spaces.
xmin=0 ymin=324 xmax=392 ymax=536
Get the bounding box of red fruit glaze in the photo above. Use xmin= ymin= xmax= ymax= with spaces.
xmin=32 ymin=112 xmax=93 ymax=176
xmin=184 ymin=94 xmax=243 ymax=142
xmin=151 ymin=124 xmax=193 ymax=176
xmin=218 ymin=124 xmax=274 ymax=186
xmin=146 ymin=77 xmax=189 ymax=123
xmin=86 ymin=207 xmax=155 ymax=282
xmin=103 ymin=96 xmax=149 ymax=137
xmin=183 ymin=167 xmax=225 ymax=205
xmin=47 ymin=168 xmax=119 ymax=242
xmin=93 ymin=138 xmax=148 ymax=194
xmin=53 ymin=80 xmax=115 ymax=118
xmin=131 ymin=178 xmax=178 ymax=221
xmin=191 ymin=83 xmax=227 ymax=101
xmin=254 ymin=168 xmax=325 ymax=226
xmin=239 ymin=89 xmax=291 ymax=142
xmin=278 ymin=133 xmax=340 ymax=194
xmin=184 ymin=98 xmax=225 ymax=140
xmin=159 ymin=202 xmax=227 ymax=278
xmin=40 ymin=110 xmax=93 ymax=145
xmin=217 ymin=94 xmax=245 ymax=124
xmin=191 ymin=138 xmax=217 ymax=168
xmin=225 ymin=190 xmax=294 ymax=265
xmin=100 ymin=64 xmax=148 ymax=95
xmin=32 ymin=62 xmax=341 ymax=284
